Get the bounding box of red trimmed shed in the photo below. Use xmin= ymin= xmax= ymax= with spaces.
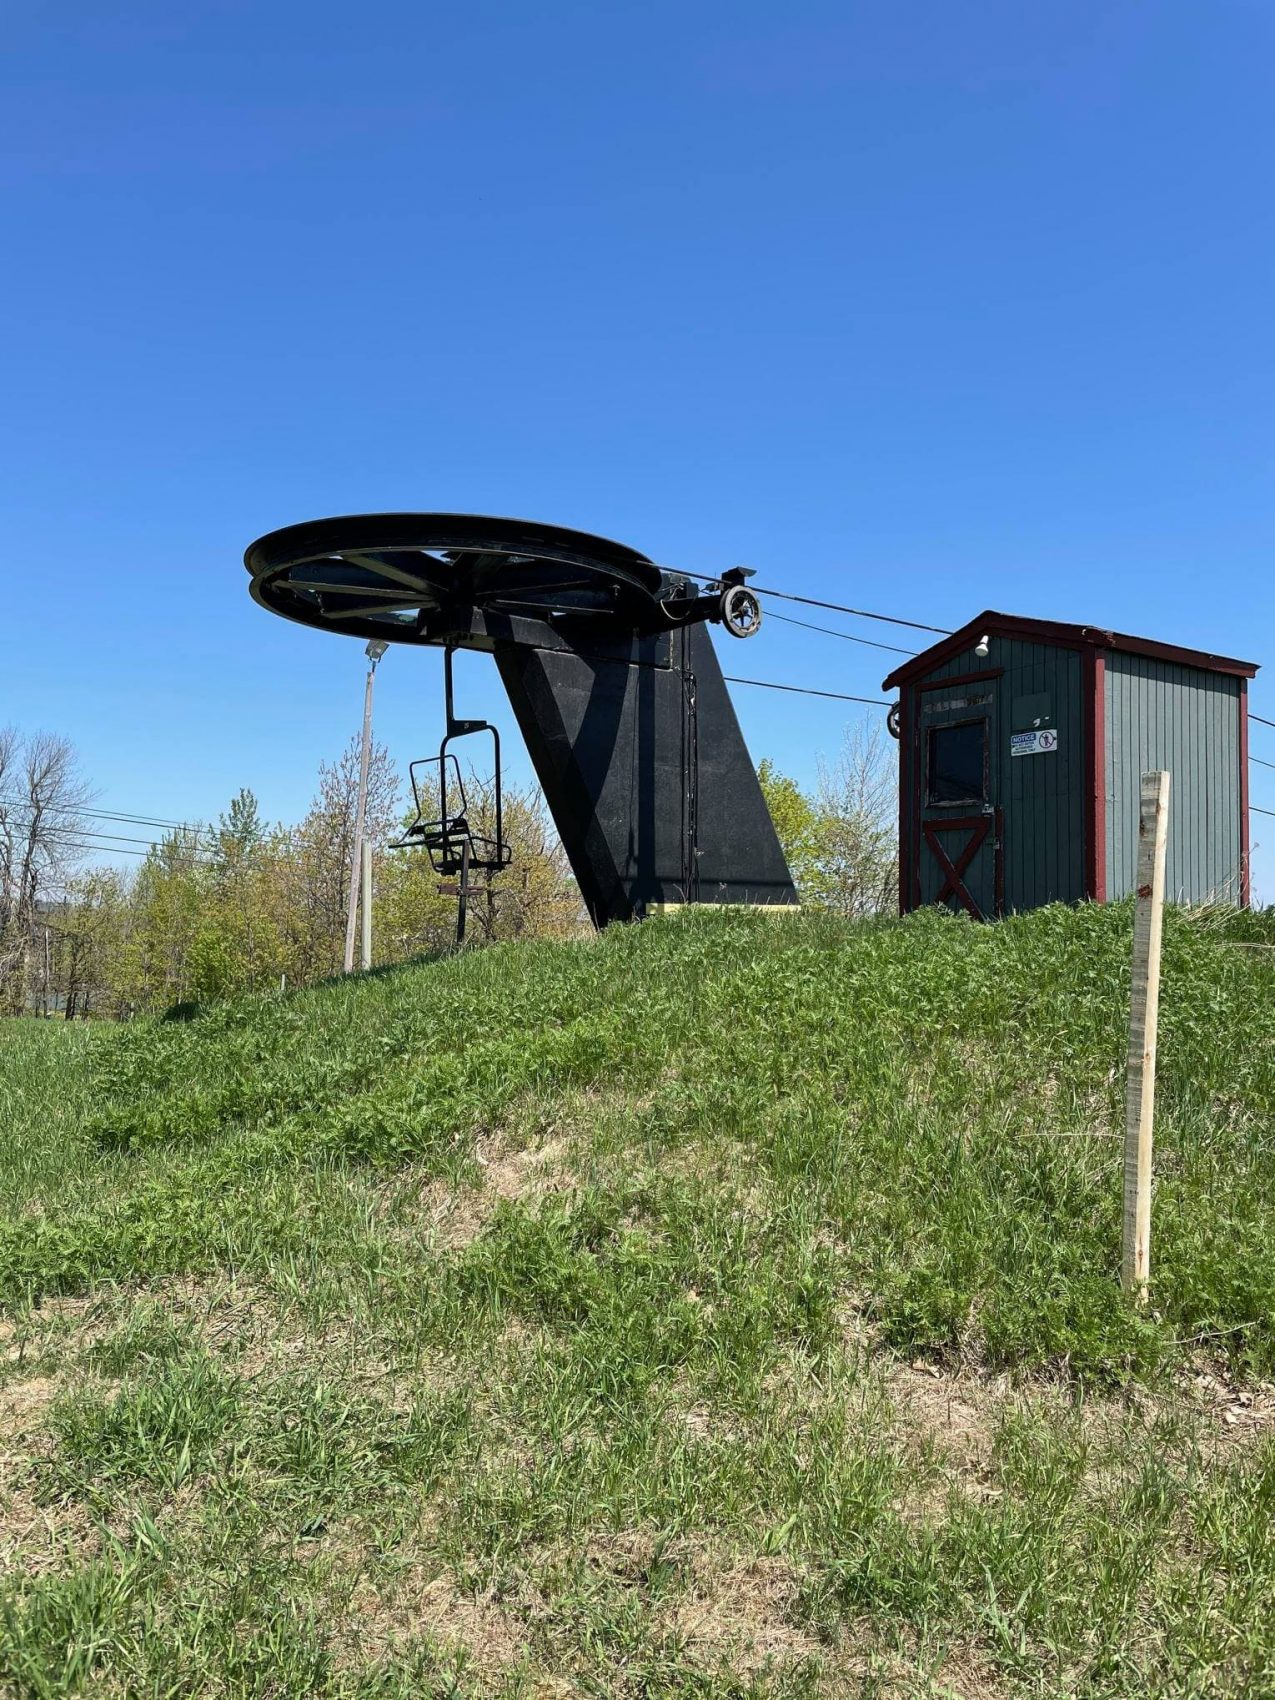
xmin=882 ymin=612 xmax=1257 ymax=918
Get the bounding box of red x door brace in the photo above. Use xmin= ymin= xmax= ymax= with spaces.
xmin=922 ymin=813 xmax=994 ymax=919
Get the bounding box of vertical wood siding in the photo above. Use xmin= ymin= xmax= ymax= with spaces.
xmin=1104 ymin=655 xmax=1243 ymax=903
xmin=994 ymin=639 xmax=1085 ymax=909
xmin=909 ymin=639 xmax=1086 ymax=912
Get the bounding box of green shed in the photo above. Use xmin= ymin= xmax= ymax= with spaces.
xmin=882 ymin=612 xmax=1258 ymax=918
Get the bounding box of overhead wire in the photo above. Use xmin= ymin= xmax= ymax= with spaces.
xmin=29 ymin=829 xmax=210 ymax=860
xmin=29 ymin=834 xmax=169 ymax=861
xmin=0 ymin=793 xmax=212 ymax=839
xmin=763 ymin=609 xmax=917 ymax=657
xmin=654 ymin=562 xmax=951 ymax=635
xmin=723 ymin=676 xmax=891 ymax=707
xmin=657 ymin=569 xmax=917 ymax=695
xmin=746 ymin=583 xmax=950 ymax=635
xmin=0 ymin=795 xmax=332 ymax=867
xmin=6 ymin=814 xmax=318 ymax=873
xmin=33 ymin=830 xmax=328 ymax=872
xmin=27 ymin=833 xmax=329 ymax=876
xmin=1244 ymin=711 xmax=1273 ymax=822
xmin=31 ymin=824 xmax=200 ymax=852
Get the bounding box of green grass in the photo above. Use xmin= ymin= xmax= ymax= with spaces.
xmin=0 ymin=904 xmax=1273 ymax=1695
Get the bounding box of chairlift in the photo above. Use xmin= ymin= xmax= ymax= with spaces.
xmin=392 ymin=648 xmax=511 ymax=940
xmin=246 ymin=514 xmax=796 ymax=927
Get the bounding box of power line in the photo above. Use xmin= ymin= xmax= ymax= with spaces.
xmin=1253 ymin=805 xmax=1275 ymax=818
xmin=765 ymin=610 xmax=917 ymax=657
xmin=37 ymin=824 xmax=201 ymax=851
xmin=31 ymin=819 xmax=369 ymax=877
xmin=724 ymin=675 xmax=890 ymax=707
xmin=0 ymin=793 xmax=211 ymax=839
xmin=34 ymin=836 xmax=166 ymax=861
xmin=14 ymin=818 xmax=249 ymax=868
xmin=1253 ymin=712 xmax=1275 ymax=731
xmin=1 ymin=800 xmax=320 ymax=866
xmin=76 ymin=808 xmax=205 ymax=835
xmin=35 ymin=829 xmax=315 ymax=872
xmin=1 ymin=812 xmax=216 ymax=857
xmin=0 ymin=790 xmax=196 ymax=829
xmin=1251 ymin=754 xmax=1275 ymax=771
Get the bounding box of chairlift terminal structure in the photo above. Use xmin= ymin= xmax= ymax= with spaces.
xmin=246 ymin=514 xmax=797 ymax=926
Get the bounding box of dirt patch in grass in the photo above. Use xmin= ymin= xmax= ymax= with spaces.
xmin=1176 ymin=1359 xmax=1275 ymax=1450
xmin=0 ymin=1371 xmax=101 ymax=1576
xmin=929 ymin=1643 xmax=1007 ymax=1699
xmin=338 ymin=1560 xmax=529 ymax=1676
xmin=0 ymin=1482 xmax=101 ymax=1577
xmin=0 ymin=1373 xmax=59 ymax=1452
xmin=669 ymin=1551 xmax=823 ymax=1677
xmin=158 ymin=1273 xmax=273 ymax=1337
xmin=889 ymin=1362 xmax=999 ymax=1451
xmin=407 ymin=1133 xmax=577 ymax=1251
xmin=479 ymin=1134 xmax=572 ymax=1201
xmin=887 ymin=1360 xmax=1002 ymax=1488
xmin=1 ymin=1295 xmax=110 ymax=1373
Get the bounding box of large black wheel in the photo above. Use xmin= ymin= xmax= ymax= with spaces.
xmin=245 ymin=513 xmax=668 ymax=646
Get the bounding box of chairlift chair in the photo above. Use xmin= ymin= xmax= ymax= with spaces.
xmin=392 ymin=647 xmax=512 ymax=878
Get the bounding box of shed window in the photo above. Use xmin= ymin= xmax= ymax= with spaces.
xmin=928 ymin=721 xmax=987 ymax=804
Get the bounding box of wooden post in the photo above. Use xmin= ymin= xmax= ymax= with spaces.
xmin=360 ymin=839 xmax=373 ymax=971
xmin=1122 ymin=770 xmax=1170 ymax=1299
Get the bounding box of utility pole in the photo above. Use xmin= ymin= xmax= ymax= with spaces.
xmin=456 ymin=837 xmax=471 ymax=947
xmin=344 ymin=639 xmax=389 ymax=974
xmin=360 ymin=839 xmax=373 ymax=971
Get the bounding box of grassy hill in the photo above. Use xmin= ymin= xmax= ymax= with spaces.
xmin=1 ymin=904 xmax=1273 ymax=1697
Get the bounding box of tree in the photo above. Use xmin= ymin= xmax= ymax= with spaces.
xmin=757 ymin=757 xmax=821 ymax=895
xmin=0 ymin=729 xmax=93 ymax=1013
xmin=285 ymin=735 xmax=401 ymax=981
xmin=376 ymin=767 xmax=584 ymax=957
xmin=214 ymin=788 xmax=266 ymax=869
xmin=115 ymin=829 xmax=208 ymax=1011
xmin=810 ymin=720 xmax=898 ymax=918
xmin=13 ymin=728 xmax=594 ymax=1019
xmin=757 ymin=724 xmax=898 ymax=918
xmin=54 ymin=867 xmax=129 ymax=1018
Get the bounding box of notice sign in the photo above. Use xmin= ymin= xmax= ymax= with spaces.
xmin=1011 ymin=728 xmax=1059 ymax=757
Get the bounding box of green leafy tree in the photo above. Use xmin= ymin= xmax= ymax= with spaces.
xmin=757 ymin=727 xmax=898 ymax=916
xmin=377 ymin=768 xmax=583 ymax=957
xmin=23 ymin=735 xmax=613 ymax=1017
xmin=757 ymin=757 xmax=821 ymax=896
xmin=810 ymin=721 xmax=898 ymax=917
xmin=214 ymin=788 xmax=266 ymax=869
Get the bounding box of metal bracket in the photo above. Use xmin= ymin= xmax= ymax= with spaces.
xmin=444 ymin=646 xmax=487 ymax=736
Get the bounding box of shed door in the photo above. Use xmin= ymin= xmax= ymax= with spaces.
xmin=917 ymin=706 xmax=1003 ymax=919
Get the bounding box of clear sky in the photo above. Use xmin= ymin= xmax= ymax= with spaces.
xmin=3 ymin=2 xmax=1273 ymax=892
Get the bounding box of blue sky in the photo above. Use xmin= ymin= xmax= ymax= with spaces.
xmin=3 ymin=2 xmax=1273 ymax=891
